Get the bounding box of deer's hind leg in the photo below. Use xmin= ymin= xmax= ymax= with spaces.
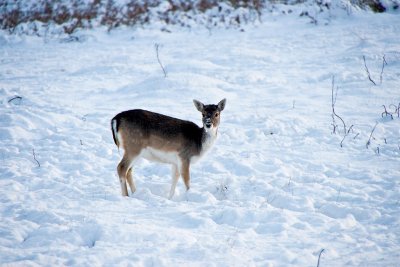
xmin=117 ymin=150 xmax=140 ymax=196
xmin=169 ymin=164 xmax=180 ymax=199
xmin=117 ymin=155 xmax=130 ymax=196
xmin=126 ymin=167 xmax=136 ymax=194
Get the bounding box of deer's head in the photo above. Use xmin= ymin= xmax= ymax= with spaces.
xmin=193 ymin=99 xmax=226 ymax=132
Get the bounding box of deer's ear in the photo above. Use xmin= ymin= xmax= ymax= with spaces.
xmin=193 ymin=99 xmax=204 ymax=112
xmin=218 ymin=98 xmax=226 ymax=111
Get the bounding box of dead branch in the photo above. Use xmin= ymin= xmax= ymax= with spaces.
xmin=347 ymin=124 xmax=354 ymax=134
xmin=331 ymin=76 xmax=355 ymax=147
xmin=381 ymin=105 xmax=393 ymax=119
xmin=340 ymin=124 xmax=354 ymax=147
xmin=331 ymin=76 xmax=347 ymax=135
xmin=317 ymin=249 xmax=325 ymax=267
xmin=366 ymin=122 xmax=379 ymax=149
xmin=32 ymin=149 xmax=40 ymax=167
xmin=380 ymin=54 xmax=387 ymax=84
xmin=390 ymin=103 xmax=400 ymax=118
xmin=8 ymin=96 xmax=22 ymax=104
xmin=363 ymin=56 xmax=377 ymax=85
xmin=154 ymin=43 xmax=167 ymax=78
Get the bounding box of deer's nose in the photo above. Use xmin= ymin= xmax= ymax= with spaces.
xmin=205 ymin=118 xmax=212 ymax=127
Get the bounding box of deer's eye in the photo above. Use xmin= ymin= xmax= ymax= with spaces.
xmin=215 ymin=113 xmax=219 ymax=118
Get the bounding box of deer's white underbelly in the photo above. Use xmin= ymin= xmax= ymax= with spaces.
xmin=140 ymin=147 xmax=180 ymax=165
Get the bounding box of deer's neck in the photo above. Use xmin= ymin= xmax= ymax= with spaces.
xmin=201 ymin=126 xmax=218 ymax=154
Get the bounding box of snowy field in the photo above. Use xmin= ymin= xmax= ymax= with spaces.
xmin=1 ymin=7 xmax=400 ymax=267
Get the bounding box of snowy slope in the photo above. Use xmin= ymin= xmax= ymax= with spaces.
xmin=1 ymin=9 xmax=400 ymax=267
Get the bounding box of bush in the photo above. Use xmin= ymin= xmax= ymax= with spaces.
xmin=353 ymin=0 xmax=386 ymax=12
xmin=0 ymin=0 xmax=398 ymax=36
xmin=0 ymin=0 xmax=267 ymax=35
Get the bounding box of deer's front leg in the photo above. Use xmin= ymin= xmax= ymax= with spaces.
xmin=180 ymin=160 xmax=191 ymax=192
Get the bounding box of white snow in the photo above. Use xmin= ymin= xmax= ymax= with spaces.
xmin=1 ymin=8 xmax=400 ymax=267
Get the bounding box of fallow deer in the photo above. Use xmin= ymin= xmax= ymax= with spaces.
xmin=111 ymin=99 xmax=226 ymax=199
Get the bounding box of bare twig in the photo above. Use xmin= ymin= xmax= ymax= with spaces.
xmin=366 ymin=122 xmax=379 ymax=149
xmin=398 ymin=103 xmax=400 ymax=118
xmin=363 ymin=56 xmax=377 ymax=85
xmin=331 ymin=76 xmax=348 ymax=138
xmin=331 ymin=76 xmax=355 ymax=147
xmin=317 ymin=249 xmax=325 ymax=267
xmin=340 ymin=124 xmax=354 ymax=147
xmin=347 ymin=124 xmax=354 ymax=134
xmin=381 ymin=105 xmax=393 ymax=119
xmin=380 ymin=54 xmax=387 ymax=84
xmin=154 ymin=43 xmax=167 ymax=78
xmin=8 ymin=96 xmax=22 ymax=104
xmin=390 ymin=103 xmax=400 ymax=118
xmin=363 ymin=55 xmax=387 ymax=85
xmin=32 ymin=149 xmax=40 ymax=167
xmin=339 ymin=135 xmax=346 ymax=147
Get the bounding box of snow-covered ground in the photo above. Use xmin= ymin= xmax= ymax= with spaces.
xmin=1 ymin=8 xmax=400 ymax=267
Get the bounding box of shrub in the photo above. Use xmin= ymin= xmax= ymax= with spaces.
xmin=0 ymin=0 xmax=398 ymax=36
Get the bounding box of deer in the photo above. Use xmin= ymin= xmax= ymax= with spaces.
xmin=111 ymin=99 xmax=226 ymax=199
